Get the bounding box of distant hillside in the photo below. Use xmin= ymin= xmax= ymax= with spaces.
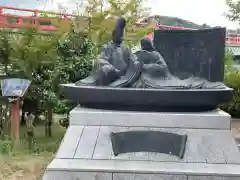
xmin=141 ymin=15 xmax=211 ymax=29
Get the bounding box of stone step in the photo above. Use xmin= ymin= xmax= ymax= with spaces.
xmin=43 ymin=159 xmax=240 ymax=180
xmin=70 ymin=107 xmax=231 ymax=130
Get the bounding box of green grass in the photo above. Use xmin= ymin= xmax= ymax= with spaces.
xmin=0 ymin=124 xmax=66 ymax=156
xmin=0 ymin=124 xmax=66 ymax=180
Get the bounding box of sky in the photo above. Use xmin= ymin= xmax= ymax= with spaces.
xmin=148 ymin=0 xmax=239 ymax=29
xmin=1 ymin=0 xmax=239 ymax=29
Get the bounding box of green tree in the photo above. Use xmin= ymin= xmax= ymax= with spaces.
xmin=72 ymin=0 xmax=154 ymax=47
xmin=221 ymin=1 xmax=240 ymax=117
xmin=108 ymin=0 xmax=153 ymax=47
xmin=225 ymin=0 xmax=240 ymax=22
xmin=37 ymin=0 xmax=154 ymax=47
xmin=54 ymin=28 xmax=98 ymax=114
xmin=0 ymin=32 xmax=12 ymax=75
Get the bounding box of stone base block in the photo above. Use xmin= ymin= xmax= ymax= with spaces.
xmin=42 ymin=108 xmax=240 ymax=180
xmin=43 ymin=159 xmax=240 ymax=180
xmin=69 ymin=107 xmax=231 ymax=130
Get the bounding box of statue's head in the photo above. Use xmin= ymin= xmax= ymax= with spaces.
xmin=140 ymin=37 xmax=155 ymax=52
xmin=115 ymin=17 xmax=126 ymax=29
xmin=112 ymin=17 xmax=126 ymax=46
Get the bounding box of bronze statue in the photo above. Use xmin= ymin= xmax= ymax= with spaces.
xmin=75 ymin=17 xmax=142 ymax=88
xmin=75 ymin=18 xmax=226 ymax=89
xmin=133 ymin=37 xmax=227 ymax=89
xmin=61 ymin=17 xmax=232 ymax=112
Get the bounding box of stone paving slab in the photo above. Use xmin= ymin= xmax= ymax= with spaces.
xmin=43 ymin=171 xmax=240 ymax=180
xmin=43 ymin=159 xmax=240 ymax=179
xmin=56 ymin=125 xmax=240 ymax=164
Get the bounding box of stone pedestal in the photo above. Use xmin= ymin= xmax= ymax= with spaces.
xmin=43 ymin=107 xmax=240 ymax=180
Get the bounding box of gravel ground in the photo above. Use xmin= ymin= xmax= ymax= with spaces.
xmin=0 ymin=154 xmax=52 ymax=180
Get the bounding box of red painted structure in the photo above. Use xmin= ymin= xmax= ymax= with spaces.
xmin=146 ymin=24 xmax=240 ymax=45
xmin=10 ymin=99 xmax=20 ymax=139
xmin=0 ymin=6 xmax=75 ymax=31
xmin=0 ymin=5 xmax=240 ymax=45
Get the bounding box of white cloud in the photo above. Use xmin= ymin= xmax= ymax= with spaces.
xmin=147 ymin=0 xmax=239 ymax=29
xmin=37 ymin=0 xmax=87 ymax=15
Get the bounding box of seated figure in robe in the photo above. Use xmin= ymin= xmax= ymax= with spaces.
xmin=76 ymin=17 xmax=226 ymax=90
xmin=76 ymin=17 xmax=141 ymax=87
xmin=134 ymin=37 xmax=227 ymax=89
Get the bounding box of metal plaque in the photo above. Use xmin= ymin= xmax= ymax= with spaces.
xmin=110 ymin=130 xmax=187 ymax=159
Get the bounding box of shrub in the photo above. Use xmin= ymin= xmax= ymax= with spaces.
xmin=221 ymin=54 xmax=240 ymax=117
xmin=52 ymin=31 xmax=98 ymax=114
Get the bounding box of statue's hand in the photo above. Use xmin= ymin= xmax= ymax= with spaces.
xmin=115 ymin=69 xmax=120 ymax=73
xmin=133 ymin=60 xmax=139 ymax=65
xmin=115 ymin=69 xmax=122 ymax=76
xmin=143 ymin=64 xmax=152 ymax=69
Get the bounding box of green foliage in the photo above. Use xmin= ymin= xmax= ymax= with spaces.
xmin=56 ymin=30 xmax=97 ymax=84
xmin=10 ymin=29 xmax=58 ymax=79
xmin=0 ymin=0 xmax=152 ymax=116
xmin=77 ymin=0 xmax=153 ymax=47
xmin=0 ymin=21 xmax=97 ymax=114
xmin=0 ymin=135 xmax=14 ymax=155
xmin=52 ymin=29 xmax=98 ymax=113
xmin=0 ymin=33 xmax=12 ymax=75
xmin=225 ymin=0 xmax=240 ymax=22
xmin=107 ymin=0 xmax=153 ymax=46
xmin=0 ymin=125 xmax=65 ymax=155
xmin=221 ymin=53 xmax=240 ymax=117
xmin=222 ymin=1 xmax=240 ymax=117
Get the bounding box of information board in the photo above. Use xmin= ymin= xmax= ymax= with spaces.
xmin=1 ymin=78 xmax=31 ymax=97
